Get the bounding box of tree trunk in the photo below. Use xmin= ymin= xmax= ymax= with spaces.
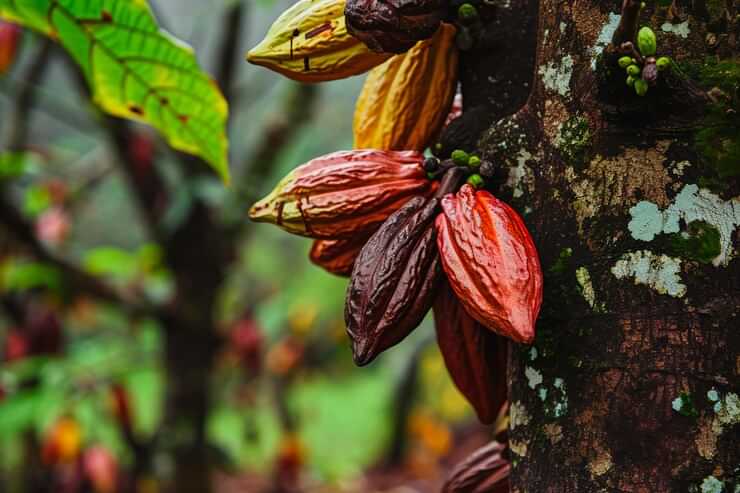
xmin=460 ymin=0 xmax=739 ymax=491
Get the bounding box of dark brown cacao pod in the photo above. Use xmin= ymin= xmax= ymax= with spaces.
xmin=345 ymin=195 xmax=442 ymax=365
xmin=345 ymin=0 xmax=446 ymax=54
xmin=434 ymin=282 xmax=507 ymax=424
xmin=442 ymin=440 xmax=510 ymax=493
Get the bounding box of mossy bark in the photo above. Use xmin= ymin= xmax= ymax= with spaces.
xmin=457 ymin=0 xmax=739 ymax=491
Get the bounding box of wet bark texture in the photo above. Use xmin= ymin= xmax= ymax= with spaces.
xmin=458 ymin=0 xmax=740 ymax=491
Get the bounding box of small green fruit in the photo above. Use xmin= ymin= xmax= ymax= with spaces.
xmin=634 ymin=78 xmax=649 ymax=96
xmin=626 ymin=75 xmax=636 ymax=87
xmin=468 ymin=156 xmax=481 ymax=168
xmin=452 ymin=150 xmax=470 ymax=166
xmin=627 ymin=64 xmax=641 ymax=76
xmin=467 ymin=174 xmax=484 ymax=188
xmin=457 ymin=4 xmax=479 ymax=24
xmin=618 ymin=56 xmax=633 ymax=68
xmin=656 ymin=56 xmax=671 ymax=70
xmin=637 ymin=27 xmax=657 ymax=57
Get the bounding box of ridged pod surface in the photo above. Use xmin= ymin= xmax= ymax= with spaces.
xmin=309 ymin=235 xmax=371 ymax=277
xmin=442 ymin=440 xmax=510 ymax=493
xmin=345 ymin=0 xmax=446 ymax=53
xmin=436 ymin=185 xmax=543 ymax=343
xmin=354 ymin=23 xmax=458 ymax=151
xmin=246 ymin=0 xmax=391 ymax=82
xmin=345 ymin=196 xmax=442 ymax=365
xmin=249 ymin=150 xmax=433 ymax=239
xmin=0 ymin=21 xmax=22 ymax=75
xmin=433 ymin=282 xmax=507 ymax=424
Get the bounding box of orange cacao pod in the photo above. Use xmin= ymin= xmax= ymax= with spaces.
xmin=442 ymin=440 xmax=510 ymax=493
xmin=345 ymin=0 xmax=446 ymax=53
xmin=249 ymin=149 xmax=433 ymax=239
xmin=436 ymin=184 xmax=543 ymax=344
xmin=310 ymin=235 xmax=371 ymax=277
xmin=345 ymin=195 xmax=442 ymax=365
xmin=433 ymin=282 xmax=507 ymax=424
xmin=0 ymin=22 xmax=21 ymax=75
xmin=353 ymin=23 xmax=458 ymax=151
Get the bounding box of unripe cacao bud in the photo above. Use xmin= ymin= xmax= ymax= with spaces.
xmin=353 ymin=23 xmax=458 ymax=151
xmin=0 ymin=22 xmax=21 ymax=76
xmin=249 ymin=150 xmax=434 ymax=239
xmin=433 ymin=283 xmax=507 ymax=424
xmin=634 ymin=77 xmax=648 ymax=96
xmin=247 ymin=0 xmax=391 ymax=82
xmin=442 ymin=440 xmax=510 ymax=493
xmin=310 ymin=234 xmax=371 ymax=277
xmin=435 ymin=185 xmax=543 ymax=343
xmin=637 ymin=26 xmax=657 ymax=57
xmin=345 ymin=0 xmax=446 ymax=54
xmin=345 ymin=195 xmax=442 ymax=365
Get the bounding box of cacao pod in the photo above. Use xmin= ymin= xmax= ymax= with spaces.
xmin=436 ymin=184 xmax=543 ymax=343
xmin=310 ymin=234 xmax=372 ymax=277
xmin=433 ymin=282 xmax=507 ymax=424
xmin=246 ymin=0 xmax=391 ymax=82
xmin=442 ymin=440 xmax=510 ymax=493
xmin=345 ymin=195 xmax=442 ymax=365
xmin=0 ymin=22 xmax=21 ymax=76
xmin=353 ymin=23 xmax=458 ymax=151
xmin=345 ymin=0 xmax=446 ymax=54
xmin=249 ymin=149 xmax=434 ymax=239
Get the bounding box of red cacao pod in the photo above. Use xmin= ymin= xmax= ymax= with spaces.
xmin=345 ymin=195 xmax=442 ymax=365
xmin=83 ymin=446 xmax=118 ymax=493
xmin=0 ymin=22 xmax=22 ymax=75
xmin=345 ymin=0 xmax=446 ymax=53
xmin=442 ymin=440 xmax=510 ymax=493
xmin=249 ymin=149 xmax=433 ymax=239
xmin=436 ymin=184 xmax=543 ymax=343
xmin=433 ymin=282 xmax=507 ymax=424
xmin=310 ymin=234 xmax=372 ymax=277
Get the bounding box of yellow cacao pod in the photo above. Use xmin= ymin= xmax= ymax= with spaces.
xmin=353 ymin=23 xmax=458 ymax=151
xmin=246 ymin=0 xmax=391 ymax=83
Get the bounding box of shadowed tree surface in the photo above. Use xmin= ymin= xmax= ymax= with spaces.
xmin=456 ymin=0 xmax=739 ymax=490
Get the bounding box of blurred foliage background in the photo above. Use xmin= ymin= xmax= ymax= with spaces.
xmin=0 ymin=1 xmax=490 ymax=492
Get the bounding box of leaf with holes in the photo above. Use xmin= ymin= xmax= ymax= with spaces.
xmin=0 ymin=0 xmax=229 ymax=182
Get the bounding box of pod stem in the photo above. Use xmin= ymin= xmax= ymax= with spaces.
xmin=435 ymin=167 xmax=468 ymax=199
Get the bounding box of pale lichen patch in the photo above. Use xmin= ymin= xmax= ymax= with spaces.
xmin=612 ymin=250 xmax=687 ymax=298
xmin=627 ymin=185 xmax=740 ymax=266
xmin=568 ymin=143 xmax=672 ymax=234
xmin=510 ymin=439 xmax=529 ymax=457
xmin=525 ymin=366 xmax=543 ymax=389
xmin=510 ymin=401 xmax=531 ymax=430
xmin=539 ymin=55 xmax=574 ymax=98
xmin=506 ymin=149 xmax=535 ymax=198
xmin=543 ymin=423 xmax=563 ymax=444
xmin=700 ymin=476 xmax=724 ymax=493
xmin=695 ymin=392 xmax=739 ymax=460
xmin=576 ymin=266 xmax=605 ymax=312
xmin=661 ymin=20 xmax=691 ymax=38
xmin=588 ymin=447 xmax=613 ymax=477
xmin=589 ymin=12 xmax=621 ymax=69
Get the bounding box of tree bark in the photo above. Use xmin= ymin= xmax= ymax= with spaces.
xmin=459 ymin=0 xmax=739 ymax=491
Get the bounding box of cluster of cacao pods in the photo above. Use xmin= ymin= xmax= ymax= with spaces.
xmin=619 ymin=26 xmax=671 ymax=96
xmin=247 ymin=0 xmax=544 ymax=430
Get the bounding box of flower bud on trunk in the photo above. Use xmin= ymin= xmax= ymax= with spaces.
xmin=249 ymin=150 xmax=433 ymax=239
xmin=436 ymin=184 xmax=543 ymax=343
xmin=345 ymin=0 xmax=446 ymax=54
xmin=345 ymin=195 xmax=442 ymax=365
xmin=354 ymin=23 xmax=458 ymax=151
xmin=434 ymin=282 xmax=507 ymax=424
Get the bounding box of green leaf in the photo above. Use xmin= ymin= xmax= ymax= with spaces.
xmin=0 ymin=259 xmax=62 ymax=293
xmin=1 ymin=0 xmax=230 ymax=182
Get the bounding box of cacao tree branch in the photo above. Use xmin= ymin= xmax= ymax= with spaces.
xmin=0 ymin=195 xmax=155 ymax=316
